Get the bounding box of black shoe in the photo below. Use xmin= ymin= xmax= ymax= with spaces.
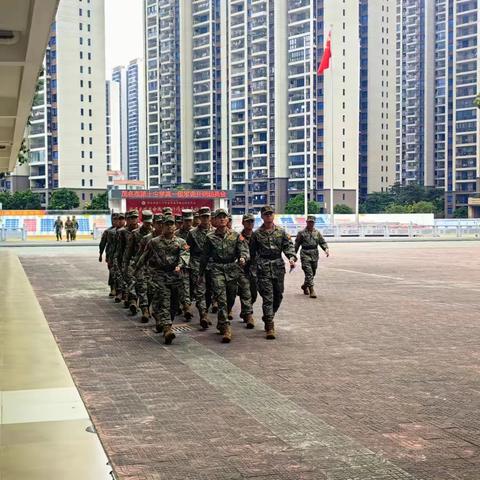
xmin=129 ymin=304 xmax=137 ymax=316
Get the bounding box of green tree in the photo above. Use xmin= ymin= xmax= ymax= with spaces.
xmin=86 ymin=192 xmax=108 ymax=210
xmin=385 ymin=203 xmax=411 ymax=214
xmin=475 ymin=93 xmax=480 ymax=109
xmin=453 ymin=206 xmax=468 ymax=219
xmin=190 ymin=176 xmax=207 ymax=190
xmin=410 ymin=201 xmax=436 ymax=213
xmin=284 ymin=194 xmax=321 ymax=214
xmin=0 ymin=190 xmax=42 ymax=209
xmin=333 ymin=204 xmax=353 ymax=214
xmin=360 ymin=191 xmax=395 ymax=213
xmin=49 ymin=189 xmax=80 ymax=210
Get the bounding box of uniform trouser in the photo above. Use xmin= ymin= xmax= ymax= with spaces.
xmin=66 ymin=229 xmax=73 ymax=241
xmin=180 ymin=269 xmax=191 ymax=307
xmin=257 ymin=271 xmax=285 ymax=323
xmin=134 ymin=268 xmax=149 ymax=308
xmin=211 ymin=272 xmax=238 ymax=328
xmin=55 ymin=229 xmax=62 ymax=240
xmin=301 ymin=256 xmax=318 ymax=288
xmin=151 ymin=273 xmax=181 ymax=329
xmin=107 ymin=263 xmax=114 ymax=287
xmin=190 ymin=268 xmax=207 ymax=316
xmin=238 ymin=271 xmax=255 ymax=318
xmin=125 ymin=264 xmax=138 ymax=303
xmin=72 ymin=229 xmax=77 ymax=240
xmin=205 ymin=270 xmax=215 ymax=310
xmin=113 ymin=258 xmax=126 ymax=294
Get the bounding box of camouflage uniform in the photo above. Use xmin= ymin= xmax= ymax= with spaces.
xmin=175 ymin=209 xmax=194 ymax=318
xmin=123 ymin=211 xmax=153 ymax=311
xmin=54 ymin=219 xmax=63 ymax=241
xmin=72 ymin=216 xmax=79 ymax=240
xmin=99 ymin=215 xmax=117 ymax=291
xmin=186 ymin=216 xmax=214 ymax=321
xmin=237 ymin=220 xmax=256 ymax=320
xmin=200 ymin=213 xmax=250 ymax=333
xmin=294 ymin=223 xmax=329 ymax=291
xmin=136 ymin=224 xmax=189 ymax=333
xmin=112 ymin=222 xmax=126 ymax=299
xmin=65 ymin=219 xmax=74 ymax=242
xmin=251 ymin=219 xmax=296 ymax=327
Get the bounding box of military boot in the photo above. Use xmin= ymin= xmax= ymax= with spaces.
xmin=109 ymin=287 xmax=116 ymax=297
xmin=163 ymin=325 xmax=176 ymax=345
xmin=123 ymin=297 xmax=130 ymax=309
xmin=265 ymin=322 xmax=276 ymax=340
xmin=309 ymin=287 xmax=317 ymax=299
xmin=211 ymin=301 xmax=218 ymax=314
xmin=217 ymin=323 xmax=225 ymax=335
xmin=155 ymin=320 xmax=162 ymax=333
xmin=228 ymin=310 xmax=233 ymax=321
xmin=140 ymin=307 xmax=150 ymax=323
xmin=199 ymin=312 xmax=209 ymax=330
xmin=301 ymin=284 xmax=309 ymax=296
xmin=129 ymin=301 xmax=138 ymax=316
xmin=183 ymin=305 xmax=193 ymax=322
xmin=114 ymin=292 xmax=122 ymax=303
xmin=221 ymin=325 xmax=232 ymax=343
xmin=245 ymin=314 xmax=255 ymax=330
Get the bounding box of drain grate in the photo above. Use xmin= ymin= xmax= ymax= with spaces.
xmin=172 ymin=323 xmax=195 ymax=333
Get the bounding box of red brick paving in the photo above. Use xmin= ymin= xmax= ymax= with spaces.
xmin=19 ymin=241 xmax=480 ymax=479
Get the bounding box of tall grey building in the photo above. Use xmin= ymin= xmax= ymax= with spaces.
xmin=396 ymin=0 xmax=479 ymax=215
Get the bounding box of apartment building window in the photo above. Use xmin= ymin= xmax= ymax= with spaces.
xmin=80 ymin=51 xmax=83 ymax=59
xmin=80 ymin=79 xmax=83 ymax=87
xmin=89 ymin=165 xmax=93 ymax=173
xmin=89 ymin=179 xmax=93 ymax=187
xmin=79 ymin=8 xmax=83 ymax=15
xmin=82 ymin=193 xmax=85 ymax=200
xmin=81 ymin=137 xmax=85 ymax=144
xmin=87 ymin=52 xmax=91 ymax=60
xmin=87 ymin=24 xmax=91 ymax=32
xmin=89 ymin=152 xmax=93 ymax=159
xmin=81 ymin=165 xmax=85 ymax=173
xmin=79 ymin=22 xmax=83 ymax=30
xmin=82 ymin=179 xmax=85 ymax=186
xmin=80 ymin=66 xmax=83 ymax=73
xmin=81 ymin=151 xmax=85 ymax=158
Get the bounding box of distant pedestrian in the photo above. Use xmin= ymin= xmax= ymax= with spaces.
xmin=65 ymin=217 xmax=74 ymax=242
xmin=54 ymin=216 xmax=63 ymax=241
xmin=71 ymin=215 xmax=79 ymax=241
xmin=295 ymin=215 xmax=330 ymax=299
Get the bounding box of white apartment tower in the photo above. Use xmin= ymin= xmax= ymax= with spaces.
xmin=28 ymin=0 xmax=107 ymax=207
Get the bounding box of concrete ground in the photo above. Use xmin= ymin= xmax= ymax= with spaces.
xmin=10 ymin=241 xmax=480 ymax=479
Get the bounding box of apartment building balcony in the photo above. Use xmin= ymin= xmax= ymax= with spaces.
xmin=193 ymin=1 xmax=210 ymax=14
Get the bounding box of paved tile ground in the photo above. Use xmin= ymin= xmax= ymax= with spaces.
xmin=18 ymin=241 xmax=480 ymax=480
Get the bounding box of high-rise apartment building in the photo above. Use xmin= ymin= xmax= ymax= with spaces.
xmin=111 ymin=65 xmax=128 ymax=173
xmin=106 ymin=80 xmax=121 ymax=173
xmin=396 ymin=0 xmax=479 ymax=215
xmin=144 ymin=0 xmax=223 ymax=190
xmin=144 ymin=0 xmax=397 ymax=213
xmin=126 ymin=59 xmax=146 ymax=181
xmin=27 ymin=0 xmax=106 ymax=207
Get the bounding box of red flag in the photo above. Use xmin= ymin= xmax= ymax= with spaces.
xmin=318 ymin=31 xmax=332 ymax=75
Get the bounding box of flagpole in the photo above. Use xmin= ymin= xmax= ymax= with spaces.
xmin=330 ymin=25 xmax=334 ymax=227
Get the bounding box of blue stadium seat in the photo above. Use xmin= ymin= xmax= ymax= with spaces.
xmin=41 ymin=218 xmax=55 ymax=233
xmin=78 ymin=218 xmax=89 ymax=232
xmin=4 ymin=218 xmax=19 ymax=230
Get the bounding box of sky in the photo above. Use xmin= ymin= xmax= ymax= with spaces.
xmin=104 ymin=0 xmax=144 ymax=77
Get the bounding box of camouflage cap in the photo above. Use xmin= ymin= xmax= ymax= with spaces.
xmin=127 ymin=209 xmax=139 ymax=218
xmin=153 ymin=214 xmax=163 ymax=223
xmin=162 ymin=207 xmax=173 ymax=214
xmin=242 ymin=213 xmax=255 ymax=222
xmin=198 ymin=206 xmax=211 ymax=217
xmin=141 ymin=210 xmax=153 ymax=223
xmin=306 ymin=215 xmax=316 ymax=222
xmin=175 ymin=215 xmax=183 ymax=222
xmin=182 ymin=209 xmax=194 ymax=220
xmin=193 ymin=211 xmax=200 ymax=219
xmin=260 ymin=205 xmax=274 ymax=215
xmin=163 ymin=215 xmax=175 ymax=224
xmin=117 ymin=212 xmax=126 ymax=219
xmin=111 ymin=212 xmax=119 ymax=219
xmin=214 ymin=208 xmax=228 ymax=218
